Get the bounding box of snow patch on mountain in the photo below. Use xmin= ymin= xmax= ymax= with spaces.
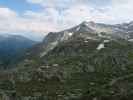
xmin=85 ymin=36 xmax=98 ymax=41
xmin=76 ymin=27 xmax=80 ymax=31
xmin=97 ymin=43 xmax=105 ymax=50
xmin=68 ymin=32 xmax=73 ymax=36
xmin=60 ymin=32 xmax=73 ymax=41
xmin=96 ymin=40 xmax=110 ymax=50
xmin=128 ymin=39 xmax=133 ymax=42
xmin=104 ymin=40 xmax=110 ymax=43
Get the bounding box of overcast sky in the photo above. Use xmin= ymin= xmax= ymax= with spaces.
xmin=0 ymin=0 xmax=133 ymax=40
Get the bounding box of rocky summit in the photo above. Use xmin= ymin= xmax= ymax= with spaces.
xmin=0 ymin=21 xmax=133 ymax=100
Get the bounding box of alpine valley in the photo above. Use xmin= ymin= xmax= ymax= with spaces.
xmin=1 ymin=21 xmax=133 ymax=100
xmin=0 ymin=34 xmax=37 ymax=70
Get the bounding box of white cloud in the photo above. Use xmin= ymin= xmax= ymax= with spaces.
xmin=0 ymin=7 xmax=59 ymax=40
xmin=26 ymin=0 xmax=90 ymax=10
xmin=109 ymin=0 xmax=133 ymax=23
xmin=24 ymin=0 xmax=133 ymax=25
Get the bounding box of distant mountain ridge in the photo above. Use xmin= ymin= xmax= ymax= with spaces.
xmin=0 ymin=34 xmax=37 ymax=69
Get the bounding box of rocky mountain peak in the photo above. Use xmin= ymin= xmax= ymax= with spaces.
xmin=81 ymin=21 xmax=96 ymax=26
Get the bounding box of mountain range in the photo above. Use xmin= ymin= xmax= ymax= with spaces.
xmin=0 ymin=21 xmax=133 ymax=100
xmin=25 ymin=21 xmax=133 ymax=59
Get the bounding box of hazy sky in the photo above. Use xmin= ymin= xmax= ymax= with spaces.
xmin=0 ymin=0 xmax=133 ymax=40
